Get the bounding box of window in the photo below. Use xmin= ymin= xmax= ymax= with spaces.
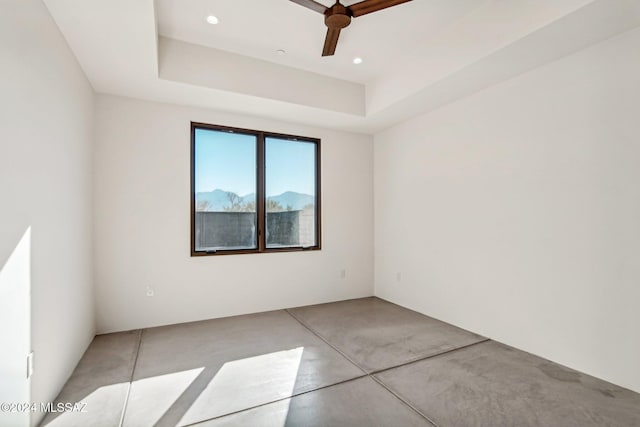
xmin=191 ymin=122 xmax=321 ymax=255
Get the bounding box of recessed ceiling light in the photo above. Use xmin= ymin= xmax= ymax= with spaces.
xmin=206 ymin=15 xmax=219 ymax=25
xmin=353 ymin=57 xmax=363 ymax=65
xmin=276 ymin=49 xmax=286 ymax=55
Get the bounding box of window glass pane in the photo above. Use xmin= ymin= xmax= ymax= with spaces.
xmin=194 ymin=129 xmax=257 ymax=251
xmin=265 ymin=137 xmax=317 ymax=248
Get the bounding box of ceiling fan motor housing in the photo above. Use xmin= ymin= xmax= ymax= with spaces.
xmin=291 ymin=0 xmax=413 ymax=56
xmin=325 ymin=3 xmax=352 ymax=29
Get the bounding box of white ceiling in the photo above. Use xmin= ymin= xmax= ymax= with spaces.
xmin=44 ymin=0 xmax=640 ymax=134
xmin=156 ymin=0 xmax=486 ymax=84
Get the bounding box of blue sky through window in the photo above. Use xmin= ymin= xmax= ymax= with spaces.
xmin=266 ymin=137 xmax=315 ymax=197
xmin=195 ymin=129 xmax=256 ymax=195
xmin=195 ymin=129 xmax=315 ymax=197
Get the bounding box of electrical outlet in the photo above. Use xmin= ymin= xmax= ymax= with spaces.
xmin=146 ymin=286 xmax=155 ymax=297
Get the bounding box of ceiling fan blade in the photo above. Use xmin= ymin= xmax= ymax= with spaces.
xmin=322 ymin=27 xmax=341 ymax=57
xmin=289 ymin=0 xmax=327 ymax=14
xmin=348 ymin=0 xmax=412 ymax=18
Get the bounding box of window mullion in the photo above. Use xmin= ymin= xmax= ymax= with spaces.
xmin=257 ymin=132 xmax=266 ymax=252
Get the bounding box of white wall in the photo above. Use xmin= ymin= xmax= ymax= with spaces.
xmin=374 ymin=27 xmax=640 ymax=393
xmin=94 ymin=95 xmax=374 ymax=333
xmin=0 ymin=0 xmax=95 ymax=425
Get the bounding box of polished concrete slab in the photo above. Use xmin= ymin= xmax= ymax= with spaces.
xmin=288 ymin=297 xmax=486 ymax=372
xmin=44 ymin=298 xmax=640 ymax=427
xmin=193 ymin=377 xmax=433 ymax=427
xmin=375 ymin=340 xmax=640 ymax=427
xmin=121 ymin=310 xmax=364 ymax=427
xmin=40 ymin=330 xmax=140 ymax=427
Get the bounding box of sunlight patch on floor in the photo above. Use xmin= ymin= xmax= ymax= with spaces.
xmin=178 ymin=347 xmax=304 ymax=426
xmin=43 ymin=382 xmax=128 ymax=427
xmin=126 ymin=367 xmax=205 ymax=426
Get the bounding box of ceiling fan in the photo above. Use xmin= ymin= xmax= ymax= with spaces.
xmin=290 ymin=0 xmax=413 ymax=57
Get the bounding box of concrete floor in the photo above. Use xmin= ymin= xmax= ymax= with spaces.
xmin=42 ymin=297 xmax=640 ymax=426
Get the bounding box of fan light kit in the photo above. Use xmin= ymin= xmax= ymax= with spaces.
xmin=206 ymin=15 xmax=219 ymax=25
xmin=290 ymin=0 xmax=412 ymax=57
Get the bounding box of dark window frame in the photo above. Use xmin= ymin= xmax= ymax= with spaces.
xmin=190 ymin=122 xmax=322 ymax=256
